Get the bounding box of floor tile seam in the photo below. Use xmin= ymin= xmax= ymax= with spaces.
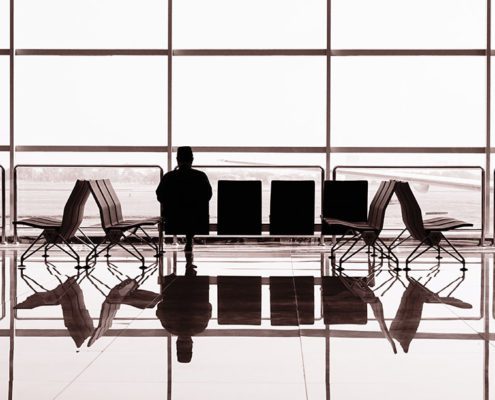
xmin=290 ymin=248 xmax=310 ymax=400
xmin=50 ymin=304 xmax=150 ymax=400
xmin=435 ymin=303 xmax=493 ymax=346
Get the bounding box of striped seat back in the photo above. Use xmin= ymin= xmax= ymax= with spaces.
xmin=394 ymin=181 xmax=427 ymax=240
xmin=100 ymin=179 xmax=124 ymax=224
xmin=367 ymin=180 xmax=396 ymax=230
xmin=59 ymin=180 xmax=91 ymax=239
xmin=89 ymin=179 xmax=119 ymax=230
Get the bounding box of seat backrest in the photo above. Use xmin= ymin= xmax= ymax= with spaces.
xmin=217 ymin=180 xmax=262 ymax=235
xmin=269 ymin=180 xmax=315 ymax=235
xmin=367 ymin=180 xmax=396 ymax=230
xmin=322 ymin=180 xmax=368 ymax=235
xmin=89 ymin=179 xmax=118 ymax=230
xmin=59 ymin=180 xmax=91 ymax=239
xmin=394 ymin=181 xmax=427 ymax=240
xmin=100 ymin=179 xmax=124 ymax=223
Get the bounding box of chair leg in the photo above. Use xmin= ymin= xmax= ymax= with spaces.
xmin=330 ymin=231 xmax=359 ymax=269
xmin=438 ymin=234 xmax=467 ymax=271
xmin=85 ymin=236 xmax=111 ymax=268
xmin=19 ymin=232 xmax=47 ymax=268
xmin=375 ymin=237 xmax=400 ymax=272
xmin=116 ymin=240 xmax=146 ymax=269
xmin=55 ymin=235 xmax=84 ymax=269
xmin=404 ymin=237 xmax=433 ymax=271
xmin=339 ymin=241 xmax=368 ymax=269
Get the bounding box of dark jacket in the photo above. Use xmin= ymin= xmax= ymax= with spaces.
xmin=156 ymin=167 xmax=212 ymax=234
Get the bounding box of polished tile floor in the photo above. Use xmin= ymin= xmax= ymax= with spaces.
xmin=0 ymin=243 xmax=493 ymax=399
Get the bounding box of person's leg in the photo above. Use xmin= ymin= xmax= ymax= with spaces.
xmin=185 ymin=233 xmax=193 ymax=252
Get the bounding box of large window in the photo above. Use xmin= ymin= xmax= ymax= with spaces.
xmin=0 ymin=0 xmax=493 ymax=234
xmin=173 ymin=57 xmax=325 ymax=147
xmin=15 ymin=57 xmax=167 ymax=146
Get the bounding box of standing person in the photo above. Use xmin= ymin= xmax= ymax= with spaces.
xmin=156 ymin=146 xmax=212 ymax=251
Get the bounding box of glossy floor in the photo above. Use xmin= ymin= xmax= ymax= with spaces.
xmin=0 ymin=244 xmax=493 ymax=400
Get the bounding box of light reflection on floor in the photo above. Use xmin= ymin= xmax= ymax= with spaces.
xmin=0 ymin=245 xmax=493 ymax=400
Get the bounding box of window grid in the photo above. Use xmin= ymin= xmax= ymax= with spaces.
xmin=0 ymin=0 xmax=492 ymax=235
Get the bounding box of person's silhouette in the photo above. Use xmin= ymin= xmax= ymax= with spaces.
xmin=156 ymin=146 xmax=212 ymax=251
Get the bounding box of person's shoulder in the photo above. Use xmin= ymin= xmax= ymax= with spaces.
xmin=191 ymin=168 xmax=209 ymax=178
xmin=163 ymin=169 xmax=180 ymax=179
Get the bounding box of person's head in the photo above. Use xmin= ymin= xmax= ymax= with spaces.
xmin=176 ymin=336 xmax=193 ymax=363
xmin=177 ymin=146 xmax=194 ymax=168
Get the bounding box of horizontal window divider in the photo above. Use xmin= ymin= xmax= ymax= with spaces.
xmin=15 ymin=145 xmax=168 ymax=152
xmin=180 ymin=146 xmax=326 ymax=153
xmin=173 ymin=49 xmax=486 ymax=57
xmin=173 ymin=49 xmax=326 ymax=56
xmin=330 ymin=147 xmax=486 ymax=153
xmin=0 ymin=146 xmax=11 ymax=151
xmin=13 ymin=146 xmax=489 ymax=154
xmin=15 ymin=49 xmax=169 ymax=56
xmin=331 ymin=49 xmax=485 ymax=56
xmin=9 ymin=49 xmax=490 ymax=57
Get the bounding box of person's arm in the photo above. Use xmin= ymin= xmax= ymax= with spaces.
xmin=156 ymin=175 xmax=168 ymax=203
xmin=203 ymin=173 xmax=213 ymax=201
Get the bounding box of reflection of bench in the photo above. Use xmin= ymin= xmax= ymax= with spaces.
xmin=14 ymin=179 xmax=91 ymax=268
xmin=86 ymin=179 xmax=161 ymax=268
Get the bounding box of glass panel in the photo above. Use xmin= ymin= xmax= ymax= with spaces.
xmin=15 ymin=57 xmax=167 ymax=146
xmin=0 ymin=58 xmax=8 ymax=145
xmin=15 ymin=151 xmax=167 ymax=166
xmin=15 ymin=165 xmax=163 ymax=229
xmin=332 ymin=0 xmax=485 ymax=49
xmin=15 ymin=0 xmax=166 ymax=49
xmin=0 ymin=0 xmax=8 ymax=49
xmin=331 ymin=57 xmax=485 ymax=147
xmin=180 ymin=153 xmax=325 ymax=224
xmin=173 ymin=57 xmax=326 ymax=146
xmin=333 ymin=164 xmax=483 ymax=234
xmin=174 ymin=0 xmax=325 ymax=49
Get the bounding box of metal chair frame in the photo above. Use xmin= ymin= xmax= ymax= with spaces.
xmin=324 ymin=180 xmax=399 ymax=270
xmin=14 ymin=180 xmax=92 ymax=269
xmin=394 ymin=181 xmax=473 ymax=271
xmin=85 ymin=179 xmax=161 ymax=269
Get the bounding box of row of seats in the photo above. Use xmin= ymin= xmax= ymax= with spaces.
xmin=14 ymin=179 xmax=161 ymax=268
xmin=324 ymin=180 xmax=472 ymax=271
xmin=14 ymin=178 xmax=472 ymax=271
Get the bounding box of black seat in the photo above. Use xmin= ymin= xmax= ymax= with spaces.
xmin=217 ymin=180 xmax=262 ymax=235
xmin=321 ymin=180 xmax=368 ymax=235
xmin=269 ymin=180 xmax=315 ymax=235
xmin=323 ymin=180 xmax=397 ymax=269
xmin=86 ymin=179 xmax=161 ymax=268
xmin=394 ymin=181 xmax=473 ymax=270
xmin=14 ymin=179 xmax=91 ymax=268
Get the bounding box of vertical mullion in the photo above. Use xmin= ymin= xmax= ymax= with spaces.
xmin=167 ymin=0 xmax=173 ymax=172
xmin=325 ymin=0 xmax=331 ymax=180
xmin=9 ymin=0 xmax=14 ymax=235
xmin=487 ymin=0 xmax=491 ymax=242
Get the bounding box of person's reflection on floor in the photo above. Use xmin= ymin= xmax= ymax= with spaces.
xmin=156 ymin=252 xmax=211 ymax=363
